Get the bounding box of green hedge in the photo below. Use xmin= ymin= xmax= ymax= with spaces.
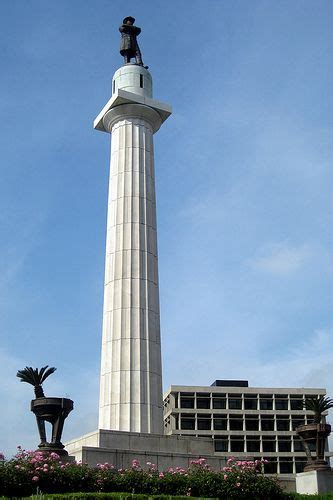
xmin=0 ymin=450 xmax=288 ymax=499
xmin=26 ymin=493 xmax=333 ymax=500
xmin=289 ymin=495 xmax=333 ymax=499
xmin=1 ymin=494 xmax=333 ymax=500
xmin=30 ymin=495 xmax=218 ymax=500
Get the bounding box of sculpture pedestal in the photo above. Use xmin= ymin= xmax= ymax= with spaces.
xmin=296 ymin=470 xmax=333 ymax=494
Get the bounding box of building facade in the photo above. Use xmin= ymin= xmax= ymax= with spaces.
xmin=163 ymin=380 xmax=330 ymax=476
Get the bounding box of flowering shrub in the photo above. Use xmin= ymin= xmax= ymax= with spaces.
xmin=0 ymin=449 xmax=286 ymax=499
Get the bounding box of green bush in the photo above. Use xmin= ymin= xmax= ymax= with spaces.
xmin=0 ymin=449 xmax=286 ymax=499
xmin=31 ymin=495 xmax=216 ymax=500
xmin=288 ymin=495 xmax=333 ymax=499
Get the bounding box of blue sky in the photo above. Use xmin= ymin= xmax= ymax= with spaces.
xmin=1 ymin=0 xmax=333 ymax=457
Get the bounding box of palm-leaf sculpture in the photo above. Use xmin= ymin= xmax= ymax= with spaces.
xmin=305 ymin=395 xmax=333 ymax=424
xmin=16 ymin=366 xmax=56 ymax=398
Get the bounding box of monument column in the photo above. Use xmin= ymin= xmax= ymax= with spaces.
xmin=94 ymin=43 xmax=171 ymax=433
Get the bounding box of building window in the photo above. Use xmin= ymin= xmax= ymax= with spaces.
xmin=262 ymin=436 xmax=276 ymax=452
xmin=215 ymin=439 xmax=228 ymax=452
xmin=276 ymin=416 xmax=290 ymax=431
xmin=290 ymin=396 xmax=303 ymax=410
xmin=197 ymin=415 xmax=211 ymax=430
xmin=260 ymin=394 xmax=273 ymax=410
xmin=261 ymin=416 xmax=274 ymax=431
xmin=213 ymin=398 xmax=226 ymax=409
xmin=197 ymin=397 xmax=210 ymax=409
xmin=181 ymin=414 xmax=195 ymax=430
xmin=245 ymin=415 xmax=259 ymax=431
xmin=213 ymin=417 xmax=227 ymax=430
xmin=113 ymin=80 xmax=115 ymax=93
xmin=180 ymin=396 xmax=194 ymax=409
xmin=278 ymin=437 xmax=292 ymax=452
xmin=229 ymin=415 xmax=243 ymax=430
xmin=228 ymin=395 xmax=242 ymax=409
xmin=140 ymin=74 xmax=143 ymax=88
xmin=275 ymin=397 xmax=288 ymax=410
xmin=292 ymin=416 xmax=305 ymax=430
xmin=293 ymin=438 xmax=304 ymax=452
xmin=244 ymin=394 xmax=257 ymax=410
xmin=230 ymin=437 xmax=244 ymax=452
xmin=279 ymin=458 xmax=293 ymax=474
xmin=246 ymin=436 xmax=260 ymax=452
xmin=264 ymin=458 xmax=278 ymax=474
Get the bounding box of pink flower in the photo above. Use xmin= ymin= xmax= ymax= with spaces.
xmin=236 ymin=482 xmax=241 ymax=487
xmin=159 ymin=472 xmax=164 ymax=478
xmin=32 ymin=476 xmax=39 ymax=482
xmin=224 ymin=474 xmax=227 ymax=480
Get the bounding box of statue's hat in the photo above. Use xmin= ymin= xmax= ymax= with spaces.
xmin=123 ymin=16 xmax=135 ymax=24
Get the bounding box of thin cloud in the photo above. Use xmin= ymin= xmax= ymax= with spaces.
xmin=250 ymin=242 xmax=312 ymax=275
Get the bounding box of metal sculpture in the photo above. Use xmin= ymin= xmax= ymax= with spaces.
xmin=119 ymin=16 xmax=147 ymax=67
xmin=296 ymin=395 xmax=333 ymax=471
xmin=17 ymin=366 xmax=73 ymax=456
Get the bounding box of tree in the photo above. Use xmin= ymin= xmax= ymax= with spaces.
xmin=16 ymin=366 xmax=56 ymax=398
xmin=305 ymin=395 xmax=333 ymax=424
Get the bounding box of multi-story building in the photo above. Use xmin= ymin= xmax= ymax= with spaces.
xmin=163 ymin=380 xmax=330 ymax=476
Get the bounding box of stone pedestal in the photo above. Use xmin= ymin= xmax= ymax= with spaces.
xmin=66 ymin=429 xmax=224 ymax=471
xmin=296 ymin=469 xmax=333 ymax=494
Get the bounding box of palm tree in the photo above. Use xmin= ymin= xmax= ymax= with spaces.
xmin=17 ymin=366 xmax=56 ymax=398
xmin=305 ymin=395 xmax=333 ymax=424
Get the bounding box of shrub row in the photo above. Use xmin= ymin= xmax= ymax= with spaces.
xmin=29 ymin=495 xmax=217 ymax=500
xmin=289 ymin=495 xmax=333 ymax=499
xmin=0 ymin=448 xmax=286 ymax=499
xmin=3 ymin=494 xmax=330 ymax=500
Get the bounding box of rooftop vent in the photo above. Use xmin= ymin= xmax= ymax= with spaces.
xmin=211 ymin=380 xmax=249 ymax=387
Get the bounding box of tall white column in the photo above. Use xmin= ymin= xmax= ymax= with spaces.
xmin=94 ymin=65 xmax=171 ymax=434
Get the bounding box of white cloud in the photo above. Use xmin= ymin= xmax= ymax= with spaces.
xmin=250 ymin=242 xmax=312 ymax=275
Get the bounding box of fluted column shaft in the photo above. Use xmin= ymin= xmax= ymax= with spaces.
xmin=99 ymin=114 xmax=163 ymax=434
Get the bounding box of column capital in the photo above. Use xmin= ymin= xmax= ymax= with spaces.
xmin=94 ymin=89 xmax=172 ymax=134
xmin=103 ymin=103 xmax=161 ymax=133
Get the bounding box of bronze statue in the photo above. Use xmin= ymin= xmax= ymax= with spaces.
xmin=119 ymin=16 xmax=146 ymax=67
xmin=17 ymin=365 xmax=74 ymax=456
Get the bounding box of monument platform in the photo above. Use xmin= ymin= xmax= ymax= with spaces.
xmin=65 ymin=429 xmax=226 ymax=470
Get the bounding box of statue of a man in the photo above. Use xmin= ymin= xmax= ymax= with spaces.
xmin=119 ymin=16 xmax=145 ymax=67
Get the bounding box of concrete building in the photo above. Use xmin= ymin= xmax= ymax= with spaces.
xmin=163 ymin=380 xmax=331 ymax=476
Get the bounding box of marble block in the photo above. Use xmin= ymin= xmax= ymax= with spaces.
xmin=296 ymin=469 xmax=333 ymax=494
